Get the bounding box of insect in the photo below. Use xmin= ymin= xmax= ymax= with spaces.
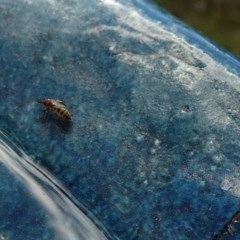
xmin=38 ymin=98 xmax=72 ymax=120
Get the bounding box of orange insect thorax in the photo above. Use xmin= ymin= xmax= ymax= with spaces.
xmin=42 ymin=99 xmax=53 ymax=107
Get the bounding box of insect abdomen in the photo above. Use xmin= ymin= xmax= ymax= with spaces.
xmin=52 ymin=106 xmax=72 ymax=120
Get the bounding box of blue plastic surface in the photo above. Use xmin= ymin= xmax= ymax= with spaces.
xmin=1 ymin=0 xmax=240 ymax=239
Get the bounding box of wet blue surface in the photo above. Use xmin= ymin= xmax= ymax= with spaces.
xmin=0 ymin=131 xmax=109 ymax=240
xmin=1 ymin=0 xmax=240 ymax=239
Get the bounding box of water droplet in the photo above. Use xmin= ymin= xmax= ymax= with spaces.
xmin=154 ymin=139 xmax=160 ymax=146
xmin=136 ymin=134 xmax=144 ymax=142
xmin=150 ymin=148 xmax=157 ymax=154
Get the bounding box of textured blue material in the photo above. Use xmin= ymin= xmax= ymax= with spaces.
xmin=1 ymin=0 xmax=240 ymax=239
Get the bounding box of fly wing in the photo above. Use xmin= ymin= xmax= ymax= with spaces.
xmin=53 ymin=99 xmax=67 ymax=107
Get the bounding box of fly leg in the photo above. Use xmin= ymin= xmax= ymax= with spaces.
xmin=40 ymin=108 xmax=49 ymax=122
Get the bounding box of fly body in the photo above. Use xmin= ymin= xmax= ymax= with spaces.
xmin=38 ymin=98 xmax=72 ymax=120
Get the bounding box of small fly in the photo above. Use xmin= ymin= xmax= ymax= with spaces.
xmin=38 ymin=98 xmax=72 ymax=121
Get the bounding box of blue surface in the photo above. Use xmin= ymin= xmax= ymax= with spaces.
xmin=1 ymin=0 xmax=240 ymax=239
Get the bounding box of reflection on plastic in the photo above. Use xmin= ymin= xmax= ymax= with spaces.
xmin=0 ymin=131 xmax=109 ymax=240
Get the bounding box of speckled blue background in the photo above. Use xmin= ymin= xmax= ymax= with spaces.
xmin=1 ymin=0 xmax=240 ymax=239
